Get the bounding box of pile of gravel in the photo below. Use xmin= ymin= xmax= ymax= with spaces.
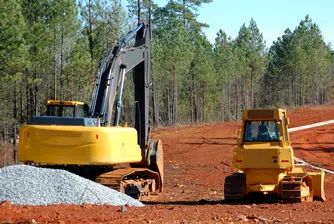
xmin=0 ymin=165 xmax=144 ymax=207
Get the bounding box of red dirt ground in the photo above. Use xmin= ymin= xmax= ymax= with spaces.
xmin=0 ymin=105 xmax=333 ymax=224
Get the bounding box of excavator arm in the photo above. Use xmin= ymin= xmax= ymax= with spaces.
xmin=89 ymin=22 xmax=151 ymax=149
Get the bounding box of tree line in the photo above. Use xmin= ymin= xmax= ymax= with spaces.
xmin=0 ymin=0 xmax=333 ymax=165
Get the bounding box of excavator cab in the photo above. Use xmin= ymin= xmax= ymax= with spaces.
xmin=46 ymin=100 xmax=89 ymax=118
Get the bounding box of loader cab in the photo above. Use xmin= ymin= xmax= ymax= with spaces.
xmin=228 ymin=108 xmax=326 ymax=203
xmin=47 ymin=100 xmax=89 ymax=118
xmin=241 ymin=109 xmax=291 ymax=145
xmin=243 ymin=120 xmax=280 ymax=142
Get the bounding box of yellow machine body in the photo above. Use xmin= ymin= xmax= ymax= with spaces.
xmin=47 ymin=100 xmax=85 ymax=106
xmin=224 ymin=108 xmax=326 ymax=203
xmin=19 ymin=125 xmax=142 ymax=165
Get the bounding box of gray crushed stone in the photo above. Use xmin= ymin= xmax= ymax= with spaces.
xmin=0 ymin=165 xmax=144 ymax=207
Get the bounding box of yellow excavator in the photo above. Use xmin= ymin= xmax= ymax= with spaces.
xmin=18 ymin=22 xmax=163 ymax=200
xmin=224 ymin=109 xmax=326 ymax=203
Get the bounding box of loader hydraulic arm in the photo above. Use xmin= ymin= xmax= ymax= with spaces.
xmin=89 ymin=22 xmax=151 ymax=149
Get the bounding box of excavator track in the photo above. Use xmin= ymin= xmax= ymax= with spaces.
xmin=96 ymin=167 xmax=161 ymax=201
xmin=224 ymin=173 xmax=246 ymax=203
xmin=281 ymin=174 xmax=312 ymax=203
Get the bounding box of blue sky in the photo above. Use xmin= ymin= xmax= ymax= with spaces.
xmin=142 ymin=0 xmax=334 ymax=47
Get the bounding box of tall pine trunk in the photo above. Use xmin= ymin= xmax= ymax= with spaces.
xmin=235 ymin=78 xmax=239 ymax=120
xmin=172 ymin=72 xmax=177 ymax=126
xmin=13 ymin=80 xmax=17 ymax=164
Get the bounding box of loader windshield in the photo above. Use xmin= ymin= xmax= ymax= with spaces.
xmin=243 ymin=120 xmax=280 ymax=142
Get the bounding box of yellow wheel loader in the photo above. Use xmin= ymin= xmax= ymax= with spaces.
xmin=224 ymin=109 xmax=326 ymax=203
xmin=18 ymin=22 xmax=163 ymax=201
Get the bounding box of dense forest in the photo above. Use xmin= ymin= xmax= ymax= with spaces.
xmin=0 ymin=0 xmax=333 ymax=164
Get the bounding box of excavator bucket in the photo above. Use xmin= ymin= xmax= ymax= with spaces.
xmin=147 ymin=139 xmax=164 ymax=191
xmin=308 ymin=171 xmax=326 ymax=201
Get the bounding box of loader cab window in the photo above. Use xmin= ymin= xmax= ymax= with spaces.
xmin=243 ymin=120 xmax=280 ymax=142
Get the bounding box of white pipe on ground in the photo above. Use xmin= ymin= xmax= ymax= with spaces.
xmin=289 ymin=120 xmax=334 ymax=174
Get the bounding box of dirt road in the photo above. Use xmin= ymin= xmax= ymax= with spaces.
xmin=0 ymin=106 xmax=333 ymax=223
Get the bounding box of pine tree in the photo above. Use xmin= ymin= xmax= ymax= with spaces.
xmin=0 ymin=0 xmax=28 ymax=164
xmin=267 ymin=15 xmax=332 ymax=107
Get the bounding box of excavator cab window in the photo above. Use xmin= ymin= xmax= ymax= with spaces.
xmin=47 ymin=105 xmax=59 ymax=116
xmin=47 ymin=105 xmax=75 ymax=117
xmin=243 ymin=120 xmax=280 ymax=142
xmin=63 ymin=106 xmax=75 ymax=117
xmin=75 ymin=105 xmax=89 ymax=117
xmin=47 ymin=104 xmax=88 ymax=118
